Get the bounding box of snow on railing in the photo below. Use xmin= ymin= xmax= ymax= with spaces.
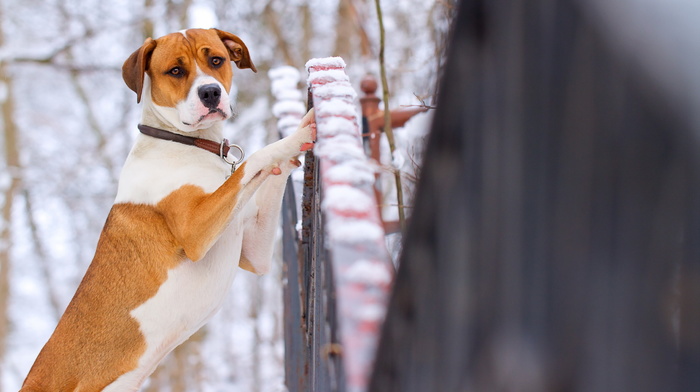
xmin=269 ymin=65 xmax=307 ymax=138
xmin=269 ymin=66 xmax=306 ymax=226
xmin=306 ymin=57 xmax=394 ymax=392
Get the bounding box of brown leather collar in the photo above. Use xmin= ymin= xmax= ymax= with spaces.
xmin=138 ymin=124 xmax=231 ymax=158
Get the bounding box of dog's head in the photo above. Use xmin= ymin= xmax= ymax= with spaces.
xmin=122 ymin=28 xmax=257 ymax=133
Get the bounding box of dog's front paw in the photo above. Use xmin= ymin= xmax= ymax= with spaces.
xmin=295 ymin=109 xmax=316 ymax=152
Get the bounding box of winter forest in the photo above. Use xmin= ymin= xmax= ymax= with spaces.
xmin=0 ymin=0 xmax=455 ymax=390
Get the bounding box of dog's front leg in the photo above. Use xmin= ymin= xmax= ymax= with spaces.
xmin=238 ymin=110 xmax=316 ymax=274
xmin=238 ymin=158 xmax=301 ymax=275
xmin=156 ymin=161 xmax=272 ymax=261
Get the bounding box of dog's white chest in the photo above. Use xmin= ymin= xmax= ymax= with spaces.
xmin=115 ymin=135 xmax=231 ymax=205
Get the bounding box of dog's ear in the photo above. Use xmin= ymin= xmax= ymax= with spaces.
xmin=122 ymin=38 xmax=157 ymax=103
xmin=213 ymin=29 xmax=257 ymax=73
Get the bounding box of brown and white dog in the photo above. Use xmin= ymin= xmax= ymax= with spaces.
xmin=20 ymin=28 xmax=315 ymax=391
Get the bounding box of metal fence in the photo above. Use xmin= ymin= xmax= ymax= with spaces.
xmin=281 ymin=61 xmax=393 ymax=392
xmin=282 ymin=149 xmax=344 ymax=392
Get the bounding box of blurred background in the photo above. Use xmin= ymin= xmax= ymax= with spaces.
xmin=0 ymin=0 xmax=454 ymax=390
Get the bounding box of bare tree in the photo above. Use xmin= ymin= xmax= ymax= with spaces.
xmin=0 ymin=3 xmax=20 ymax=390
xmin=263 ymin=0 xmax=298 ymax=67
xmin=335 ymin=0 xmax=373 ymax=59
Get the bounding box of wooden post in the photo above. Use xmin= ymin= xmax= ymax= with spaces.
xmin=360 ymin=75 xmax=382 ymax=164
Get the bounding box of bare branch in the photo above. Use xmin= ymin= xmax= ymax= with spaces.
xmin=400 ymin=104 xmax=438 ymax=110
xmin=8 ymin=26 xmax=121 ymax=74
xmin=374 ymin=0 xmax=407 ymax=232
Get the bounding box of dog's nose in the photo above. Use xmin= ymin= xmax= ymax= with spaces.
xmin=198 ymin=84 xmax=221 ymax=109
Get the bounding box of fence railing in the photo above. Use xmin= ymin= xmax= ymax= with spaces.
xmin=277 ymin=59 xmax=394 ymax=392
xmin=282 ymin=149 xmax=343 ymax=391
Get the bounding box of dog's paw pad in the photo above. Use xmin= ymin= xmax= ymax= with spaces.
xmin=300 ymin=142 xmax=314 ymax=152
xmin=271 ymin=166 xmax=282 ymax=175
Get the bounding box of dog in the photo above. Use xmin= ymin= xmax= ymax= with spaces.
xmin=20 ymin=28 xmax=315 ymax=391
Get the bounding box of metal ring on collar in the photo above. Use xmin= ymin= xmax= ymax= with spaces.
xmin=221 ymin=142 xmax=245 ymax=166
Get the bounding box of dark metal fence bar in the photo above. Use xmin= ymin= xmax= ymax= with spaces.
xmin=370 ymin=0 xmax=700 ymax=391
xmin=282 ymin=104 xmax=341 ymax=392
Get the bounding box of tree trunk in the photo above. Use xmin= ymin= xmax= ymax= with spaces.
xmin=0 ymin=5 xmax=20 ymax=389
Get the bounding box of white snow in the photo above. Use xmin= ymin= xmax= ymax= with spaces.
xmin=268 ymin=65 xmax=301 ymax=80
xmin=325 ymin=218 xmax=384 ymax=243
xmin=324 ymin=161 xmax=376 ymax=186
xmin=355 ymin=303 xmax=386 ymax=322
xmin=391 ymin=149 xmax=405 ymax=170
xmin=344 ymin=259 xmax=393 ymax=286
xmin=307 ymin=69 xmax=350 ymax=86
xmin=316 ymin=99 xmax=357 ymax=119
xmin=315 ymin=136 xmax=366 ymax=162
xmin=317 ymin=115 xmax=358 ymax=129
xmin=321 ymin=185 xmax=375 ymax=214
xmin=273 ymin=88 xmax=303 ymax=101
xmin=276 ymin=116 xmax=301 ymax=129
xmin=269 ymin=66 xmax=302 ymax=100
xmin=291 ymin=168 xmax=305 ymax=183
xmin=305 ymin=56 xmax=347 ymax=70
xmin=272 ymin=100 xmax=306 ymax=117
xmin=315 ymin=116 xmax=359 ymax=138
xmin=270 ymin=78 xmax=300 ymax=96
xmin=269 ymin=65 xmax=305 ymax=139
xmin=313 ymin=81 xmax=358 ymax=100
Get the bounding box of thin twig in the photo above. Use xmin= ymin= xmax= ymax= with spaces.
xmin=400 ymin=104 xmax=438 ymax=110
xmin=374 ymin=0 xmax=406 ymax=232
xmin=400 ymin=92 xmax=438 ymax=110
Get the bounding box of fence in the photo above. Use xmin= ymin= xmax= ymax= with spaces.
xmin=277 ymin=59 xmax=393 ymax=392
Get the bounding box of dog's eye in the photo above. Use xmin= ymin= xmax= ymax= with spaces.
xmin=167 ymin=67 xmax=185 ymax=77
xmin=210 ymin=56 xmax=224 ymax=68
